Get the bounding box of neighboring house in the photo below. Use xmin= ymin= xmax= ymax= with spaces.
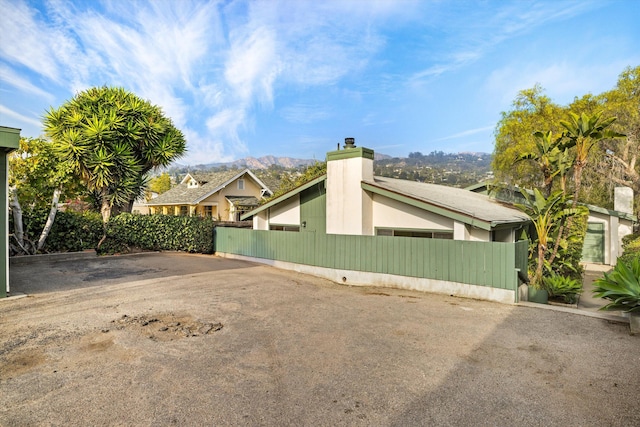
xmin=132 ymin=191 xmax=158 ymax=215
xmin=1 ymin=126 xmax=20 ymax=298
xmin=244 ymin=139 xmax=530 ymax=242
xmin=146 ymin=169 xmax=272 ymax=221
xmin=466 ymin=183 xmax=637 ymax=266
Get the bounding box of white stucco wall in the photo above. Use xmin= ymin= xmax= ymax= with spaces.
xmin=254 ymin=211 xmax=269 ymax=230
xmin=269 ymin=195 xmax=300 ymax=225
xmin=372 ymin=195 xmax=453 ymax=231
xmin=326 ymin=155 xmax=373 ymax=235
xmin=468 ymin=227 xmax=491 ymax=242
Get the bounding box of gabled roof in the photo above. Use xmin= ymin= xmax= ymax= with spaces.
xmin=148 ymin=169 xmax=271 ymax=206
xmin=363 ymin=177 xmax=530 ymax=230
xmin=241 ymin=175 xmax=326 ymax=220
xmin=226 ymin=196 xmax=260 ymax=207
xmin=242 ymin=174 xmax=531 ymax=230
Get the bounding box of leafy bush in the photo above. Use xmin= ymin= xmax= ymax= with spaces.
xmin=46 ymin=211 xmax=103 ymax=251
xmin=619 ymin=233 xmax=640 ymax=265
xmin=11 ymin=207 xmax=102 ymax=253
xmin=98 ymin=213 xmax=216 ymax=255
xmin=592 ymin=258 xmax=640 ymax=313
xmin=544 ymin=274 xmax=583 ymax=304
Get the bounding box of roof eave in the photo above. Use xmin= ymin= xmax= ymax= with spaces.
xmin=362 ymin=181 xmax=497 ymax=231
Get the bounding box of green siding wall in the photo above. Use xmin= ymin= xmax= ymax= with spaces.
xmin=1 ymin=154 xmax=6 ymax=297
xmin=300 ymin=183 xmax=326 ymax=234
xmin=216 ymin=227 xmax=529 ymax=292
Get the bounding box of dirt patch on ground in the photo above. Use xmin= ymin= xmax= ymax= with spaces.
xmin=107 ymin=313 xmax=223 ymax=342
xmin=3 ymin=253 xmax=639 ymax=426
xmin=0 ymin=349 xmax=47 ymax=377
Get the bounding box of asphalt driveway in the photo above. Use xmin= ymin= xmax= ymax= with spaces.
xmin=2 ymin=252 xmax=639 ymax=426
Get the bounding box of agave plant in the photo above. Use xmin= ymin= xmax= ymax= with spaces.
xmin=545 ymin=274 xmax=583 ymax=304
xmin=592 ymin=258 xmax=640 ymax=313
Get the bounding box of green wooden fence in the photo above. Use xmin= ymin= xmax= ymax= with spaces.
xmin=215 ymin=227 xmax=530 ymax=291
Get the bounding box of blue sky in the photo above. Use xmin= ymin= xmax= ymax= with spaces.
xmin=1 ymin=0 xmax=638 ymax=165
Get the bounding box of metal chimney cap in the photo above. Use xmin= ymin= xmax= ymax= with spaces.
xmin=344 ymin=137 xmax=356 ymax=149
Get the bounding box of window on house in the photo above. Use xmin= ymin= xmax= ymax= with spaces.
xmin=204 ymin=206 xmax=213 ymax=217
xmin=238 ymin=179 xmax=245 ymax=190
xmin=269 ymin=224 xmax=300 ymax=232
xmin=376 ymin=228 xmax=453 ymax=239
xmin=179 ymin=206 xmax=188 ymax=216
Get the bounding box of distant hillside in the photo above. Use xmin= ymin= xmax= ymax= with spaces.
xmin=164 ymin=150 xmax=493 ymax=192
xmin=374 ymin=151 xmax=493 ymax=188
xmin=201 ymin=155 xmax=317 ymax=170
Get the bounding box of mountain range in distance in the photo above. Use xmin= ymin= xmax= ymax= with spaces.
xmin=180 ymin=151 xmax=491 ymax=171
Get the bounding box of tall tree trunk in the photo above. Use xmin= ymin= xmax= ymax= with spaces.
xmin=97 ymin=189 xmax=112 ymax=249
xmin=37 ymin=188 xmax=61 ymax=251
xmin=100 ymin=189 xmax=112 ymax=224
xmin=8 ymin=187 xmax=24 ymax=248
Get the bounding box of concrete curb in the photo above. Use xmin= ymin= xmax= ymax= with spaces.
xmin=9 ymin=250 xmax=164 ymax=266
xmin=0 ymin=292 xmax=28 ymax=302
xmin=10 ymin=250 xmax=98 ymax=265
xmin=517 ymin=301 xmax=628 ymax=324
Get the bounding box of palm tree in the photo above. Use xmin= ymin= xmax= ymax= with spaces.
xmin=517 ymin=130 xmax=564 ymax=196
xmin=559 ymin=111 xmax=624 ymax=206
xmin=44 ymin=86 xmax=187 ymax=226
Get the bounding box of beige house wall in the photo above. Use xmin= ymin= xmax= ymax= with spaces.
xmin=587 ymin=211 xmax=635 ymax=265
xmin=269 ymin=195 xmax=300 ymax=226
xmin=372 ymin=195 xmax=454 ymax=233
xmin=149 ymin=174 xmax=263 ymax=221
xmin=326 ymin=155 xmax=373 ymax=235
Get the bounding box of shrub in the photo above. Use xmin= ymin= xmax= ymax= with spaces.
xmin=619 ymin=233 xmax=640 ymax=265
xmin=98 ymin=213 xmax=216 ymax=255
xmin=544 ymin=274 xmax=583 ymax=304
xmin=592 ymin=258 xmax=640 ymax=313
xmin=12 ymin=207 xmax=102 ymax=253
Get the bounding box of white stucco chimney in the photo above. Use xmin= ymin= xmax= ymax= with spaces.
xmin=614 ymin=187 xmax=633 ymax=215
xmin=326 ymin=138 xmax=375 ymax=235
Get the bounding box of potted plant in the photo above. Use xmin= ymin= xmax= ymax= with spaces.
xmin=592 ymin=258 xmax=640 ymax=334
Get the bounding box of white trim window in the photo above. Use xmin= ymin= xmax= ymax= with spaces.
xmin=237 ymin=179 xmax=245 ymax=190
xmin=376 ymin=228 xmax=453 ymax=239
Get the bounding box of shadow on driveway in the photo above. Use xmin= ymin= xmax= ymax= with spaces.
xmin=9 ymin=252 xmax=253 ymax=295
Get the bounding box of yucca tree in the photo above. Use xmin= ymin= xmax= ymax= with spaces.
xmin=44 ymin=86 xmax=187 ymax=226
xmin=559 ymin=111 xmax=625 ymax=206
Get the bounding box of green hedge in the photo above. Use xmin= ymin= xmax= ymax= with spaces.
xmin=98 ymin=213 xmax=216 ymax=255
xmin=13 ymin=209 xmax=217 ymax=255
xmin=13 ymin=208 xmax=102 ymax=252
xmin=620 ymin=233 xmax=640 ymax=264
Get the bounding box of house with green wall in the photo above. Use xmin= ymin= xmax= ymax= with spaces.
xmin=1 ymin=126 xmax=20 ymax=298
xmin=466 ymin=182 xmax=637 ymax=265
xmin=245 ymin=138 xmax=530 ymax=242
xmin=214 ymin=138 xmax=532 ymax=304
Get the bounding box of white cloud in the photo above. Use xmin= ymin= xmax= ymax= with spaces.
xmin=0 ymin=104 xmax=43 ymax=128
xmin=0 ymin=65 xmax=55 ymax=102
xmin=225 ymin=25 xmax=281 ymax=106
xmin=279 ymin=104 xmax=331 ymax=124
xmin=409 ymin=1 xmax=601 ymax=86
xmin=484 ymin=60 xmax=638 ymax=108
xmin=0 ymin=0 xmax=63 ymax=83
xmin=433 ymin=126 xmax=495 ymax=142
